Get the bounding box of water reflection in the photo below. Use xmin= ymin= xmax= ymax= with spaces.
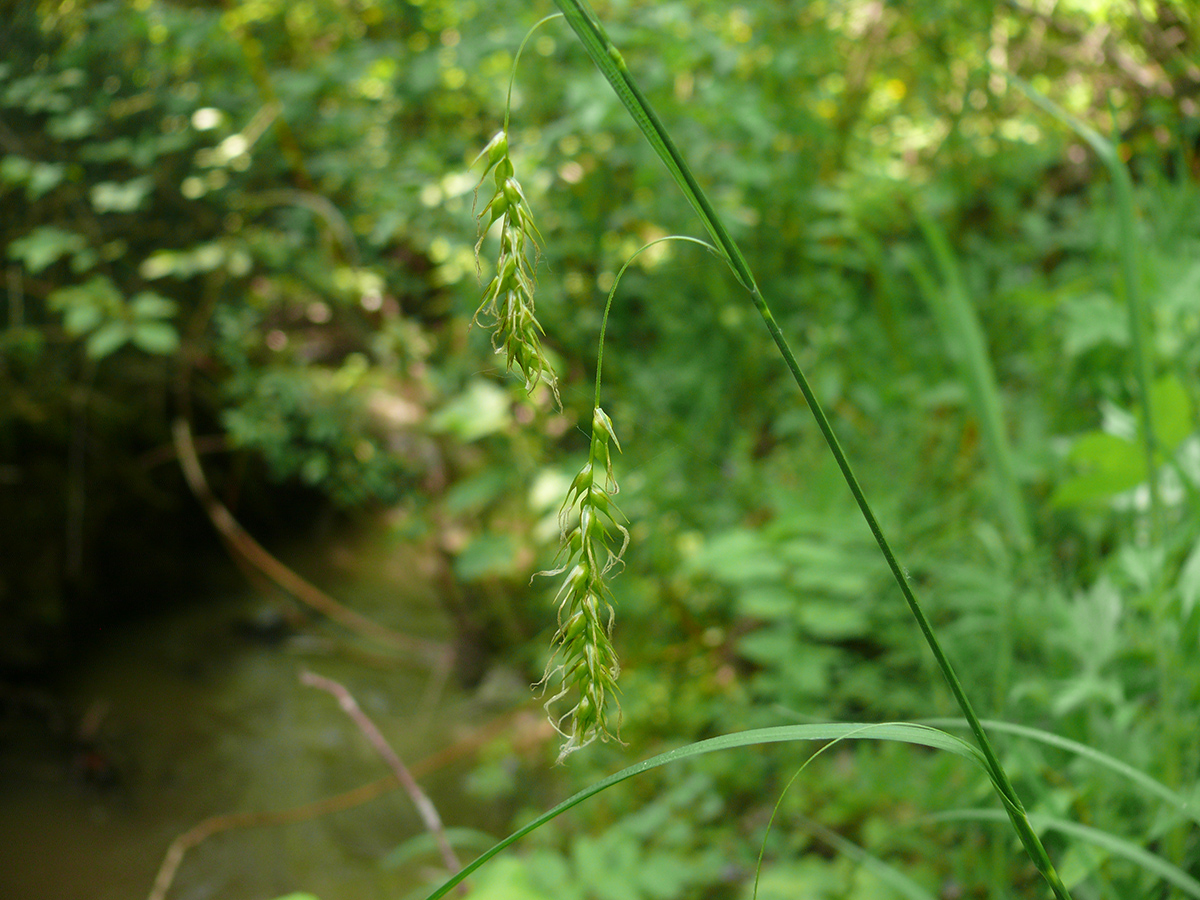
xmin=0 ymin=528 xmax=542 ymax=900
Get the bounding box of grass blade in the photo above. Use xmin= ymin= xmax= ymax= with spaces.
xmin=926 ymin=718 xmax=1200 ymax=827
xmin=422 ymin=723 xmax=984 ymax=899
xmin=935 ymin=809 xmax=1200 ymax=898
xmin=905 ymin=208 xmax=1032 ymax=551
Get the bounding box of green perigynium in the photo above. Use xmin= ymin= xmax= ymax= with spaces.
xmin=539 ymin=405 xmax=628 ymax=762
xmin=472 ymin=130 xmax=560 ymax=405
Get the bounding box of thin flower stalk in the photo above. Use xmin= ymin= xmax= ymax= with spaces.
xmin=538 ymin=406 xmax=628 ymax=762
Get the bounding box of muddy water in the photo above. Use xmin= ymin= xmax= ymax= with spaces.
xmin=0 ymin=526 xmax=550 ymax=900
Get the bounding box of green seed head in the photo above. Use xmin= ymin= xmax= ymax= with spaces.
xmin=471 ymin=130 xmax=560 ymax=408
xmin=536 ymin=407 xmax=630 ymax=761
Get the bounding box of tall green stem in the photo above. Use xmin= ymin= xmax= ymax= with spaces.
xmin=550 ymin=1 xmax=1071 ymax=896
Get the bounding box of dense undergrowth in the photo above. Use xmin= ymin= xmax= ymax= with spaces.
xmin=3 ymin=1 xmax=1200 ymax=898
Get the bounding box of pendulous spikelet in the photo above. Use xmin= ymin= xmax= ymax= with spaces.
xmin=472 ymin=130 xmax=560 ymax=406
xmin=538 ymin=406 xmax=628 ymax=762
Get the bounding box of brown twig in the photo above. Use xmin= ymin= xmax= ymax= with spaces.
xmin=299 ymin=671 xmax=464 ymax=885
xmin=171 ymin=417 xmax=448 ymax=666
xmin=144 ymin=705 xmax=552 ymax=900
xmin=146 ymin=776 xmax=397 ymax=900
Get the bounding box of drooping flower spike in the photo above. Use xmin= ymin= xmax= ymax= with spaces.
xmin=472 ymin=129 xmax=560 ymax=407
xmin=537 ymin=406 xmax=628 ymax=762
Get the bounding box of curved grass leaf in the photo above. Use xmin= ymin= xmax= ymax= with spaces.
xmin=926 ymin=718 xmax=1200 ymax=828
xmin=905 ymin=209 xmax=1032 ymax=551
xmin=934 ymin=809 xmax=1200 ymax=899
xmin=423 ymin=723 xmax=984 ymax=899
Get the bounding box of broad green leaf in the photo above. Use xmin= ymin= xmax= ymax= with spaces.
xmin=90 ymin=176 xmax=154 ymax=213
xmin=7 ymin=226 xmax=86 ymax=273
xmin=46 ymin=107 xmax=99 ymax=140
xmin=428 ymin=379 xmax=511 ymax=441
xmin=129 ymin=291 xmax=177 ymax=320
xmin=78 ymin=137 xmax=136 ymax=164
xmin=1147 ymin=374 xmax=1193 ymax=455
xmin=444 ymin=469 xmax=511 ymax=516
xmin=1051 ymin=432 xmax=1144 ymax=507
xmin=131 ymin=321 xmax=180 ymax=355
xmin=454 ymin=533 xmax=520 ymax=581
xmin=459 ymin=857 xmax=558 ymax=900
xmin=685 ymin=529 xmax=786 ymax=584
xmin=0 ymin=155 xmax=32 ymax=186
xmin=62 ymin=302 xmax=104 ymax=336
xmin=736 ymin=584 xmax=795 ymax=618
xmin=28 ymin=161 xmax=66 ymax=198
xmin=1061 ymin=292 xmax=1126 ymax=356
xmin=1158 ymin=258 xmax=1200 ymax=318
xmin=48 ymin=276 xmax=124 ymax=335
xmin=86 ymin=321 xmax=131 ymax=359
xmin=797 ymin=600 xmax=869 ymax=639
xmin=140 ymin=243 xmax=229 ymax=279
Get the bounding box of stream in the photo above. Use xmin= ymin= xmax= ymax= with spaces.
xmin=0 ymin=524 xmax=552 ymax=900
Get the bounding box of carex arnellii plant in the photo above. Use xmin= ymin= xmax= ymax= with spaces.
xmin=471 ymin=14 xmax=627 ymax=762
xmin=471 ymin=129 xmax=559 ymax=405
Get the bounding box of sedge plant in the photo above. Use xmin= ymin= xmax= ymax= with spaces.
xmin=472 ymin=12 xmax=629 ymax=761
xmin=457 ymin=3 xmax=1077 ymax=898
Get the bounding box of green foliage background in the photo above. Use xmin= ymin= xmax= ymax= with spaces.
xmin=2 ymin=0 xmax=1200 ymax=897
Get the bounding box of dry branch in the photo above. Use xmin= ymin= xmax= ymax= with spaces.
xmin=172 ymin=417 xmax=447 ymax=666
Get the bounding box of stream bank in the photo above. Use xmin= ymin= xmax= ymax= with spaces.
xmin=0 ymin=524 xmax=554 ymax=900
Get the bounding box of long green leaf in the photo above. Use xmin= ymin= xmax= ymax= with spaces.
xmin=423 ymin=723 xmax=983 ymax=899
xmin=935 ymin=809 xmax=1200 ymax=898
xmin=927 ymin=718 xmax=1200 ymax=827
xmin=906 ymin=210 xmax=1032 ymax=551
